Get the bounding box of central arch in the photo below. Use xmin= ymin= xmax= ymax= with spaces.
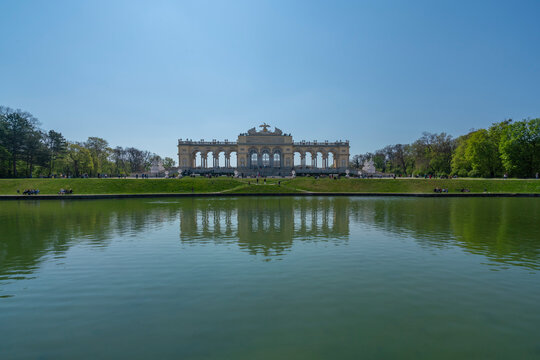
xmin=261 ymin=150 xmax=270 ymax=167
xmin=249 ymin=149 xmax=258 ymax=168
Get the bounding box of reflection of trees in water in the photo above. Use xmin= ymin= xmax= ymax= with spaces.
xmin=349 ymin=198 xmax=456 ymax=248
xmin=1 ymin=197 xmax=538 ymax=282
xmin=179 ymin=197 xmax=350 ymax=257
xmin=449 ymin=198 xmax=540 ymax=269
xmin=348 ymin=198 xmax=540 ymax=269
xmin=0 ymin=200 xmax=180 ymax=281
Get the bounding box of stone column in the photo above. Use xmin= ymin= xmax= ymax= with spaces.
xmin=301 ymin=154 xmax=306 ymax=168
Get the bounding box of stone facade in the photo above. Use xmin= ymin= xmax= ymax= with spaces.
xmin=177 ymin=124 xmax=349 ymax=175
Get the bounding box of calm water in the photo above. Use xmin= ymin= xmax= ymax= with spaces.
xmin=1 ymin=197 xmax=539 ymax=359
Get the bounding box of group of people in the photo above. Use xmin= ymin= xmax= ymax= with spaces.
xmin=58 ymin=188 xmax=73 ymax=195
xmin=433 ymin=187 xmax=475 ymax=193
xmin=433 ymin=187 xmax=448 ymax=193
xmin=19 ymin=189 xmax=40 ymax=195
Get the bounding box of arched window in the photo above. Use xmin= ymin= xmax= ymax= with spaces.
xmin=328 ymin=152 xmax=335 ymax=169
xmin=251 ymin=153 xmax=258 ymax=167
xmin=262 ymin=153 xmax=270 ymax=166
xmin=273 ymin=153 xmax=281 ymax=167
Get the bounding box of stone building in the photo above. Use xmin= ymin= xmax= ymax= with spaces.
xmin=177 ymin=124 xmax=350 ymax=176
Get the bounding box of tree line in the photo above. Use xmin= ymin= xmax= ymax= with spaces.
xmin=0 ymin=106 xmax=176 ymax=178
xmin=350 ymin=118 xmax=539 ymax=178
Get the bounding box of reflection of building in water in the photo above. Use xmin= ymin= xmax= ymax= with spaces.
xmin=178 ymin=200 xmax=239 ymax=242
xmin=179 ymin=198 xmax=350 ymax=257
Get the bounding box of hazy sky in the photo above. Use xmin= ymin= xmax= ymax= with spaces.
xmin=1 ymin=0 xmax=539 ymax=159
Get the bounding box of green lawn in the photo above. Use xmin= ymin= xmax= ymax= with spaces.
xmin=284 ymin=177 xmax=540 ymax=193
xmin=0 ymin=178 xmax=243 ymax=195
xmin=0 ymin=177 xmax=538 ymax=195
xmin=225 ymin=183 xmax=301 ymax=193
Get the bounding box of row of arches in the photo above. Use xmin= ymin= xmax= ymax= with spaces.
xmin=188 ymin=151 xmax=238 ymax=168
xmin=249 ymin=149 xmax=282 ymax=168
xmin=294 ymin=151 xmax=336 ymax=168
xmin=185 ymin=151 xmax=338 ymax=169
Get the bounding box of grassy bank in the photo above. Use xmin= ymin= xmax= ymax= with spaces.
xmin=0 ymin=177 xmax=538 ymax=195
xmin=283 ymin=178 xmax=540 ymax=193
xmin=0 ymin=178 xmax=243 ymax=195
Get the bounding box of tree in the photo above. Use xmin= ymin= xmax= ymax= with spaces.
xmin=162 ymin=157 xmax=176 ymax=170
xmin=0 ymin=107 xmax=41 ymax=177
xmin=373 ymin=151 xmax=387 ymax=172
xmin=24 ymin=130 xmax=46 ymax=177
xmin=451 ymin=134 xmax=472 ymax=177
xmin=0 ymin=144 xmax=10 ymax=178
xmin=411 ymin=132 xmax=454 ymax=175
xmin=45 ymin=130 xmax=67 ymax=176
xmin=111 ymin=146 xmax=129 ymax=175
xmin=84 ymin=137 xmax=110 ymax=176
xmin=465 ymin=129 xmax=501 ymax=177
xmin=125 ymin=147 xmax=152 ymax=173
xmin=499 ymin=119 xmax=540 ymax=177
xmin=65 ymin=143 xmax=93 ymax=177
xmin=381 ymin=144 xmax=410 ymax=175
xmin=350 ymin=153 xmax=372 ymax=169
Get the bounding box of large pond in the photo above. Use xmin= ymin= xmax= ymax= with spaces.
xmin=1 ymin=197 xmax=539 ymax=359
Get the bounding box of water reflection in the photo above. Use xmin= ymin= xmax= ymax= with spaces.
xmin=179 ymin=198 xmax=350 ymax=257
xmin=0 ymin=199 xmax=180 ymax=283
xmin=346 ymin=198 xmax=540 ymax=269
xmin=0 ymin=197 xmax=539 ymax=285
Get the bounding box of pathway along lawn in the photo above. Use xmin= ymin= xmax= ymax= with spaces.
xmin=283 ymin=178 xmax=540 ymax=193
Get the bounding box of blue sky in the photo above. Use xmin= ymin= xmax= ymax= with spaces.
xmin=1 ymin=0 xmax=539 ymax=159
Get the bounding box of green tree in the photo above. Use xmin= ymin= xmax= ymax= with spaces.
xmin=24 ymin=130 xmax=47 ymax=177
xmin=451 ymin=134 xmax=472 ymax=177
xmin=465 ymin=129 xmax=501 ymax=177
xmin=84 ymin=137 xmax=110 ymax=176
xmin=0 ymin=107 xmax=41 ymax=177
xmin=411 ymin=132 xmax=454 ymax=176
xmin=499 ymin=119 xmax=540 ymax=177
xmin=111 ymin=146 xmax=130 ymax=175
xmin=162 ymin=157 xmax=176 ymax=170
xmin=65 ymin=143 xmax=93 ymax=177
xmin=372 ymin=151 xmax=387 ymax=172
xmin=45 ymin=130 xmax=67 ymax=176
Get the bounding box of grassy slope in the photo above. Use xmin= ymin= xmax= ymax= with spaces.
xmin=0 ymin=178 xmax=243 ymax=194
xmin=0 ymin=177 xmax=538 ymax=195
xmin=284 ymin=178 xmax=540 ymax=193
xmin=226 ymin=184 xmax=301 ymax=193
